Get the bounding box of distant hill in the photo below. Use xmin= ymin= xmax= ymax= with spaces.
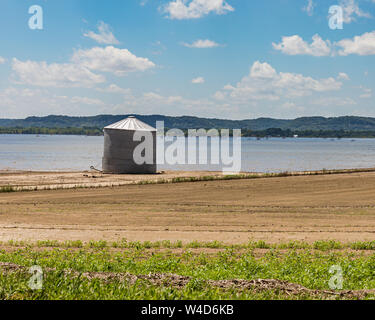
xmin=2 ymin=115 xmax=375 ymax=131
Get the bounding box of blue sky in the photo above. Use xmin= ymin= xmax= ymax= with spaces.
xmin=0 ymin=0 xmax=374 ymax=119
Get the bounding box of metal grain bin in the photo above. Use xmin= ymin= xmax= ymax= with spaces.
xmin=102 ymin=116 xmax=157 ymax=174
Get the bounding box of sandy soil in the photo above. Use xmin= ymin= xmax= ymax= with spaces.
xmin=1 ymin=171 xmax=375 ymax=244
xmin=0 ymin=170 xmax=226 ymax=190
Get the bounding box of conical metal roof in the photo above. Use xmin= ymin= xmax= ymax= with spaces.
xmin=104 ymin=116 xmax=156 ymax=131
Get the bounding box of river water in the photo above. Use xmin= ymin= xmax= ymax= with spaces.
xmin=0 ymin=134 xmax=374 ymax=173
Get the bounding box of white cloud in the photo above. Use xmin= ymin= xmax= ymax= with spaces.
xmin=83 ymin=21 xmax=120 ymax=45
xmin=0 ymin=87 xmax=106 ymax=118
xmin=274 ymin=31 xmax=375 ymax=57
xmin=360 ymin=95 xmax=372 ymax=99
xmin=142 ymin=92 xmax=184 ymax=104
xmin=359 ymin=87 xmax=372 ymax=99
xmin=214 ymin=61 xmax=343 ymax=102
xmin=282 ymin=102 xmax=297 ymax=109
xmin=0 ymin=57 xmax=5 ymax=64
xmin=311 ymin=97 xmax=356 ymax=107
xmin=110 ymin=90 xmax=227 ymax=117
xmin=273 ymin=34 xmax=332 ymax=56
xmin=163 ymin=0 xmax=234 ymax=19
xmin=337 ymin=72 xmax=350 ymax=80
xmin=360 ymin=93 xmax=372 ymax=99
xmin=72 ymin=46 xmax=155 ymax=76
xmin=96 ymin=84 xmax=132 ymax=95
xmin=192 ymin=77 xmax=205 ymax=84
xmin=11 ymin=58 xmax=105 ymax=88
xmin=11 ymin=46 xmax=155 ymax=88
xmin=338 ymin=0 xmax=371 ymax=24
xmin=0 ymin=61 xmax=360 ymax=120
xmin=182 ymin=39 xmax=221 ymax=48
xmin=337 ymin=31 xmax=375 ymax=56
xmin=110 ymin=73 xmax=352 ymax=119
xmin=303 ymin=0 xmax=315 ymax=16
xmin=70 ymin=96 xmax=104 ymax=105
xmin=213 ymin=90 xmax=225 ymax=100
xmin=249 ymin=61 xmax=277 ymax=79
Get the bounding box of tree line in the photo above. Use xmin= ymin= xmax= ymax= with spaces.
xmin=2 ymin=126 xmax=375 ymax=138
xmin=0 ymin=127 xmax=103 ymax=136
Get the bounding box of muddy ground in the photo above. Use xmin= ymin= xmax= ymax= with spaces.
xmin=1 ymin=171 xmax=375 ymax=243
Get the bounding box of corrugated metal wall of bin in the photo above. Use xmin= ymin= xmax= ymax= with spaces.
xmin=102 ymin=116 xmax=157 ymax=174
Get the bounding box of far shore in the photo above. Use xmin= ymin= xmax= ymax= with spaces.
xmin=3 ymin=129 xmax=375 ymax=139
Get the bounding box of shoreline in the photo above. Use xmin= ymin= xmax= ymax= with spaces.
xmin=2 ymin=133 xmax=375 ymax=139
xmin=1 ymin=167 xmax=375 ymax=192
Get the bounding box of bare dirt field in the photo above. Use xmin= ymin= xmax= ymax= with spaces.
xmin=0 ymin=170 xmax=226 ymax=190
xmin=1 ymin=170 xmax=375 ymax=244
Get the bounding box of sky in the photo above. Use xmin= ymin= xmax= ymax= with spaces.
xmin=0 ymin=0 xmax=375 ymax=120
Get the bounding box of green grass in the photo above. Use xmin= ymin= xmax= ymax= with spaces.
xmin=1 ymin=243 xmax=375 ymax=299
xmin=0 ymin=271 xmax=319 ymax=300
xmin=0 ymin=186 xmax=15 ymax=193
xmin=4 ymin=239 xmax=375 ymax=251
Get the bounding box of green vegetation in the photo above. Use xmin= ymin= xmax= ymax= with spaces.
xmin=0 ymin=272 xmax=293 ymax=300
xmin=3 ymin=126 xmax=375 ymax=138
xmin=4 ymin=239 xmax=375 ymax=251
xmin=0 ymin=127 xmax=102 ymax=136
xmin=1 ymin=241 xmax=375 ymax=300
xmin=241 ymin=128 xmax=375 ymax=138
xmin=3 ymin=115 xmax=375 ymax=138
xmin=3 ymin=114 xmax=375 ymax=131
xmin=0 ymin=186 xmax=15 ymax=193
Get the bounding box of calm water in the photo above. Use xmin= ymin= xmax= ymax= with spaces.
xmin=0 ymin=134 xmax=375 ymax=172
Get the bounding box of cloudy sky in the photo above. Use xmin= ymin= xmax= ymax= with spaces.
xmin=0 ymin=0 xmax=374 ymax=119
